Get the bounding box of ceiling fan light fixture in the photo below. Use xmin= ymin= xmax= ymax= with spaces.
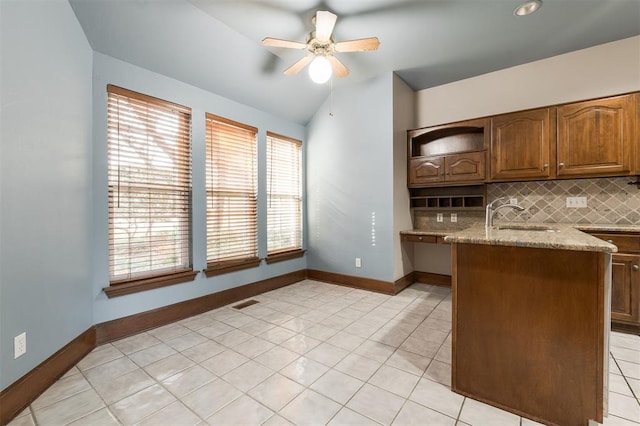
xmin=514 ymin=0 xmax=542 ymax=16
xmin=263 ymin=11 xmax=378 ymax=81
xmin=308 ymin=55 xmax=332 ymax=84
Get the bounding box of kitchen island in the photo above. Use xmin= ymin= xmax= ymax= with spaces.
xmin=445 ymin=224 xmax=617 ymax=426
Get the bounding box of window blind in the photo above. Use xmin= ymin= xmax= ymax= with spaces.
xmin=107 ymin=85 xmax=192 ymax=284
xmin=267 ymin=132 xmax=302 ymax=255
xmin=205 ymin=114 xmax=258 ymax=268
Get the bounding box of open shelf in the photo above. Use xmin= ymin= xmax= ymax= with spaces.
xmin=408 ymin=118 xmax=488 ymax=159
xmin=409 ymin=185 xmax=486 ymax=210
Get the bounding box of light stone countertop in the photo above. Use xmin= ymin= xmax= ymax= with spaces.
xmin=400 ymin=228 xmax=463 ymax=237
xmin=443 ymin=223 xmax=618 ymax=253
xmin=401 ymin=222 xmax=640 ymax=238
xmin=572 ymin=223 xmax=640 ymax=233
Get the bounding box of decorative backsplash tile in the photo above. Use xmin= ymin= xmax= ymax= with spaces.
xmin=490 ymin=177 xmax=640 ymax=225
xmin=412 ymin=177 xmax=640 ymax=229
xmin=413 ymin=210 xmax=484 ymax=231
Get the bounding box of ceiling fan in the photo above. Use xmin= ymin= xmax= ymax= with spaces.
xmin=262 ymin=11 xmax=380 ymax=83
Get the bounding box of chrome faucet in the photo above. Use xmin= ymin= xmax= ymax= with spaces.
xmin=485 ymin=197 xmax=525 ymax=228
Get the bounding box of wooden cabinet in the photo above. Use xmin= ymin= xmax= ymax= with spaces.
xmin=407 ymin=92 xmax=639 ymax=207
xmin=409 ymin=185 xmax=485 ymax=210
xmin=446 ymin=151 xmax=486 ymax=182
xmin=400 ymin=234 xmax=437 ymax=244
xmin=590 ymin=232 xmax=640 ymax=334
xmin=409 ymin=156 xmax=443 ymax=184
xmin=490 ymin=108 xmax=554 ymax=181
xmin=489 ymin=93 xmax=638 ymax=181
xmin=408 ymin=118 xmax=488 ymax=187
xmin=611 ymin=254 xmax=640 ymax=326
xmin=410 ymin=151 xmax=485 ymax=185
xmin=556 ymin=94 xmax=636 ymax=177
xmin=452 ymin=243 xmax=607 ymax=425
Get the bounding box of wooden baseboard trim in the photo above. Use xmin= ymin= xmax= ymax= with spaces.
xmin=393 ymin=272 xmax=415 ymax=294
xmin=1 ymin=269 xmax=306 ymax=424
xmin=414 ymin=271 xmax=452 ymax=287
xmin=306 ymin=269 xmax=396 ymax=295
xmin=95 ymin=269 xmax=306 ymax=344
xmin=0 ymin=327 xmax=96 ymax=425
xmin=612 ymin=322 xmax=640 ymax=336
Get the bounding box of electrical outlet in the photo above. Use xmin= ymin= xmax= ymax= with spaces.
xmin=450 ymin=213 xmax=457 ymax=223
xmin=355 ymin=258 xmax=362 ymax=268
xmin=510 ymin=198 xmax=518 ymax=205
xmin=436 ymin=213 xmax=443 ymax=222
xmin=566 ymin=196 xmax=587 ymax=208
xmin=14 ymin=332 xmax=26 ymax=359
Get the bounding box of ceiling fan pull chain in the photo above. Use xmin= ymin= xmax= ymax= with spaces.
xmin=329 ymin=77 xmax=334 ymax=117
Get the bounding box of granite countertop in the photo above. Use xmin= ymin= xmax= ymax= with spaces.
xmin=402 ymin=223 xmax=640 ymax=236
xmin=400 ymin=228 xmax=464 ymax=237
xmin=572 ymin=224 xmax=640 ymax=233
xmin=443 ymin=224 xmax=618 ymax=253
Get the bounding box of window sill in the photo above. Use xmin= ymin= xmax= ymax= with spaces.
xmin=265 ymin=249 xmax=306 ymax=264
xmin=203 ymin=257 xmax=261 ymax=277
xmin=104 ymin=269 xmax=198 ymax=298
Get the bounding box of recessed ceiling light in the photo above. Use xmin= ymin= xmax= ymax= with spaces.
xmin=514 ymin=0 xmax=542 ymax=16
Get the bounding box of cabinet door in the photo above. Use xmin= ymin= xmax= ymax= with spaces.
xmin=611 ymin=254 xmax=640 ymax=325
xmin=444 ymin=151 xmax=486 ymax=183
xmin=557 ymin=95 xmax=635 ymax=177
xmin=491 ymin=108 xmax=553 ymax=180
xmin=409 ymin=157 xmax=444 ymax=185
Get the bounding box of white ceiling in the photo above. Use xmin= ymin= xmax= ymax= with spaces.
xmin=69 ymin=0 xmax=640 ymax=124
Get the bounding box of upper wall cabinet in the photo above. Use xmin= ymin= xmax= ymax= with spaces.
xmin=491 ymin=108 xmax=555 ymax=181
xmin=407 ymin=91 xmax=639 ymax=189
xmin=556 ymin=94 xmax=637 ymax=177
xmin=408 ymin=118 xmax=488 ymax=187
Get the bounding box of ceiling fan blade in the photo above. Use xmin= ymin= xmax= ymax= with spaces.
xmin=315 ymin=11 xmax=337 ymax=42
xmin=262 ymin=37 xmax=307 ymax=50
xmin=334 ymin=37 xmax=381 ymax=53
xmin=284 ymin=53 xmax=315 ymax=76
xmin=327 ymin=55 xmax=349 ymax=78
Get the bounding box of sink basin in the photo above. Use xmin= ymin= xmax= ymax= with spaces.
xmin=496 ymin=225 xmax=560 ymax=233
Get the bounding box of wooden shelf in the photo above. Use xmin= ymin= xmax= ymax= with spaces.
xmin=408 ymin=119 xmax=488 ymax=158
xmin=409 ymin=185 xmax=485 ymax=210
xmin=408 ymin=118 xmax=489 ymax=187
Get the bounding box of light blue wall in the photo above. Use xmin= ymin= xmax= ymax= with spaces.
xmin=92 ymin=53 xmax=307 ymax=324
xmin=306 ymin=74 xmax=395 ymax=282
xmin=0 ymin=0 xmax=401 ymax=394
xmin=0 ymin=0 xmax=93 ymax=390
xmin=0 ymin=3 xmax=308 ymax=392
xmin=392 ymin=76 xmax=415 ymax=280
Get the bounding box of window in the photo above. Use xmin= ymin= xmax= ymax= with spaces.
xmin=266 ymin=132 xmax=304 ymax=263
xmin=106 ymin=85 xmax=196 ymax=297
xmin=204 ymin=114 xmax=259 ymax=276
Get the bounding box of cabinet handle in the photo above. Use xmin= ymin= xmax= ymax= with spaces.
xmin=418 ymin=236 xmax=423 ymax=241
xmin=543 ymin=163 xmax=548 ymax=170
xmin=633 ymin=265 xmax=639 ymax=271
xmin=558 ymin=162 xmax=565 ymax=168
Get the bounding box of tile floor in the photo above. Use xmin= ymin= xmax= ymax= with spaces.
xmin=8 ymin=280 xmax=640 ymax=426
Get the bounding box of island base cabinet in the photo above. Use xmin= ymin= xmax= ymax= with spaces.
xmin=611 ymin=253 xmax=640 ymax=331
xmin=452 ymin=243 xmax=609 ymax=426
xmin=589 ymin=232 xmax=640 ymax=334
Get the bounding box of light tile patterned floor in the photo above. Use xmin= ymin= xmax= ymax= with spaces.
xmin=9 ymin=280 xmax=640 ymax=426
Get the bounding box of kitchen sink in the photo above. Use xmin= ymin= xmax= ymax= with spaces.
xmin=496 ymin=225 xmax=560 ymax=233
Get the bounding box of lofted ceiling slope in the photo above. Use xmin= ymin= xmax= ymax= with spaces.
xmin=69 ymin=0 xmax=640 ymax=125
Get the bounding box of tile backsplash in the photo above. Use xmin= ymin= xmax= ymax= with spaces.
xmin=412 ymin=176 xmax=640 ymax=229
xmin=490 ymin=177 xmax=640 ymax=225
